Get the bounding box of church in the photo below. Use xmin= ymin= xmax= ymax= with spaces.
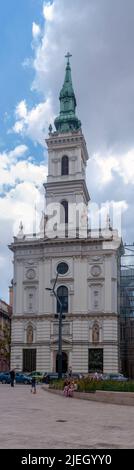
xmin=10 ymin=55 xmax=121 ymax=374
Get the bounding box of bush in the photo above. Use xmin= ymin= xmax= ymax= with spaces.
xmin=96 ymin=380 xmax=134 ymax=392
xmin=77 ymin=378 xmax=96 ymax=393
xmin=49 ymin=379 xmax=64 ymax=390
xmin=49 ymin=378 xmax=134 ymax=393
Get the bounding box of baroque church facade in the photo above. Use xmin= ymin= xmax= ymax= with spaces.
xmin=10 ymin=56 xmax=121 ymax=374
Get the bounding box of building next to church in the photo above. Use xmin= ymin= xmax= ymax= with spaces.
xmin=120 ymin=268 xmax=134 ymax=378
xmin=9 ymin=55 xmax=121 ymax=374
xmin=0 ymin=297 xmax=12 ymax=371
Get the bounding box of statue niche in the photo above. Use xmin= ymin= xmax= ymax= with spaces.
xmin=27 ymin=325 xmax=33 ymax=344
xmin=92 ymin=323 xmax=99 ymax=343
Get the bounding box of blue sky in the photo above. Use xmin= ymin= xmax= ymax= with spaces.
xmin=0 ymin=0 xmax=44 ymax=157
xmin=0 ymin=0 xmax=134 ymax=301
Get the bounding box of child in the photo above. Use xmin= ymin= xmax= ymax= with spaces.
xmin=68 ymin=381 xmax=75 ymax=397
xmin=63 ymin=379 xmax=69 ymax=397
xmin=31 ymin=376 xmax=36 ymax=394
xmin=63 ymin=380 xmax=75 ymax=398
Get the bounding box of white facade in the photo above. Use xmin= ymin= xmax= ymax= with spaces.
xmin=10 ymin=63 xmax=121 ymax=374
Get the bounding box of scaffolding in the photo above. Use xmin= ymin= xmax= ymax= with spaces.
xmin=120 ymin=243 xmax=134 ymax=378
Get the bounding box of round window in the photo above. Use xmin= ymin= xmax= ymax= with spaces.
xmin=57 ymin=262 xmax=68 ymax=275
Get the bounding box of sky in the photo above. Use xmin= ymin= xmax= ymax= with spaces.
xmin=0 ymin=0 xmax=134 ymax=301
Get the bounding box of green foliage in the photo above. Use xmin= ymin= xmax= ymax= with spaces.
xmin=49 ymin=377 xmax=96 ymax=393
xmin=49 ymin=379 xmax=64 ymax=390
xmin=0 ymin=323 xmax=10 ymax=361
xmin=49 ymin=377 xmax=134 ymax=393
xmin=77 ymin=377 xmax=96 ymax=393
xmin=96 ymin=380 xmax=134 ymax=392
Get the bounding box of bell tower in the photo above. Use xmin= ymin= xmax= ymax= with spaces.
xmin=45 ymin=54 xmax=90 ymax=211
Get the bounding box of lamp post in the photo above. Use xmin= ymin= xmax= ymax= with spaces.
xmin=46 ymin=273 xmax=63 ymax=379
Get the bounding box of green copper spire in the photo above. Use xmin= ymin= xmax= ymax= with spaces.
xmin=54 ymin=53 xmax=81 ymax=133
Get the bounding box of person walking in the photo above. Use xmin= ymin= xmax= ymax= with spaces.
xmin=10 ymin=369 xmax=15 ymax=387
xmin=31 ymin=376 xmax=36 ymax=394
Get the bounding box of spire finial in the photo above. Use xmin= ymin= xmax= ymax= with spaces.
xmin=54 ymin=53 xmax=81 ymax=133
xmin=65 ymin=52 xmax=72 ymax=65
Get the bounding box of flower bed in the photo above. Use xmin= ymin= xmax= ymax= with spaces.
xmin=49 ymin=377 xmax=134 ymax=393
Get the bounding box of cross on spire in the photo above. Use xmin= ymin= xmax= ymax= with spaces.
xmin=65 ymin=52 xmax=72 ymax=64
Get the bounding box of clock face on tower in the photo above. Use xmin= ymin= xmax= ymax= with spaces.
xmin=26 ymin=269 xmax=36 ymax=280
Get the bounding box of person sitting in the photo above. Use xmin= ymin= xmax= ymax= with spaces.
xmin=63 ymin=380 xmax=75 ymax=397
xmin=68 ymin=381 xmax=75 ymax=397
xmin=63 ymin=379 xmax=70 ymax=397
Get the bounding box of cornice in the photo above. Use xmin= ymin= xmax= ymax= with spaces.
xmin=9 ymin=235 xmax=120 ymax=253
xmin=11 ymin=339 xmax=118 ymax=347
xmin=12 ymin=312 xmax=119 ymax=321
xmin=45 ymin=131 xmax=89 ymax=161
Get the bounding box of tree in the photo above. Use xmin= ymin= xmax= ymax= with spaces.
xmin=0 ymin=322 xmax=11 ymax=368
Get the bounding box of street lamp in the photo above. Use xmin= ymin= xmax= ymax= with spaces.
xmin=46 ymin=273 xmax=63 ymax=379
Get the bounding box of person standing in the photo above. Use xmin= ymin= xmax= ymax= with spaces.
xmin=68 ymin=367 xmax=72 ymax=378
xmin=10 ymin=369 xmax=15 ymax=387
xmin=31 ymin=376 xmax=36 ymax=394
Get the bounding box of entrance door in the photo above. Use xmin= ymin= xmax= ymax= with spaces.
xmin=56 ymin=352 xmax=68 ymax=373
xmin=23 ymin=349 xmax=36 ymax=372
xmin=88 ymin=348 xmax=103 ymax=373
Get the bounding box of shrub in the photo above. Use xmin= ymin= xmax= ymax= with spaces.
xmin=77 ymin=378 xmax=96 ymax=393
xmin=96 ymin=380 xmax=134 ymax=392
xmin=49 ymin=378 xmax=134 ymax=393
xmin=49 ymin=379 xmax=64 ymax=390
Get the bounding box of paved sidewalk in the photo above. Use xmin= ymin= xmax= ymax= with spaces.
xmin=0 ymin=384 xmax=134 ymax=449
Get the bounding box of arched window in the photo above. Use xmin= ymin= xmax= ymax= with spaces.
xmin=57 ymin=286 xmax=68 ymax=314
xmin=92 ymin=323 xmax=99 ymax=343
xmin=61 ymin=155 xmax=69 ymax=175
xmin=61 ymin=200 xmax=68 ymax=224
xmin=27 ymin=324 xmax=33 ymax=344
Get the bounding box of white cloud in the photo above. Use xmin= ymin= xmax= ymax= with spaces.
xmin=13 ymin=97 xmax=54 ymax=145
xmin=15 ymin=100 xmax=27 ymax=119
xmin=0 ymin=144 xmax=27 ymax=163
xmin=32 ymin=22 xmax=41 ymax=39
xmin=0 ymin=181 xmax=44 ymax=236
xmin=0 ymin=145 xmax=28 ymax=188
xmin=8 ymin=144 xmax=28 ymax=161
xmin=2 ymin=0 xmax=134 ymax=300
xmin=92 ymin=149 xmax=134 ymax=186
xmin=0 ymin=144 xmax=47 ymax=300
xmin=43 ymin=2 xmax=55 ymax=21
xmin=0 ymin=144 xmax=47 ymax=191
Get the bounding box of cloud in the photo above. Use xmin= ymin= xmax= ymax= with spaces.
xmin=13 ymin=97 xmax=54 ymax=145
xmin=29 ymin=0 xmax=134 ymax=154
xmin=90 ymin=149 xmax=134 ymax=186
xmin=43 ymin=2 xmax=55 ymax=22
xmin=0 ymin=144 xmax=47 ymax=191
xmin=0 ymin=144 xmax=47 ymax=300
xmin=2 ymin=0 xmax=134 ymax=300
xmin=15 ymin=100 xmax=27 ymax=119
xmin=0 ymin=143 xmax=47 ymax=229
xmin=32 ymin=22 xmax=41 ymax=39
xmin=0 ymin=181 xmax=44 ymax=301
xmin=11 ymin=0 xmax=134 ymax=247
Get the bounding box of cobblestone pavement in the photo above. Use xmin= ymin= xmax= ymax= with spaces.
xmin=0 ymin=384 xmax=134 ymax=449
